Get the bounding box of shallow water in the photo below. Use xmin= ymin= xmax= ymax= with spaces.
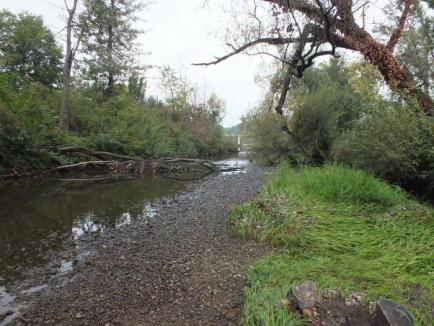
xmin=0 ymin=155 xmax=251 ymax=324
xmin=0 ymin=175 xmax=192 ymax=284
xmin=0 ymin=155 xmax=251 ymax=285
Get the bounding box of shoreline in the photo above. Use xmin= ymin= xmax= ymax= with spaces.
xmin=8 ymin=165 xmax=269 ymax=325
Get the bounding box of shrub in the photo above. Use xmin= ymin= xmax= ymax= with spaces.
xmin=332 ymin=107 xmax=434 ymax=200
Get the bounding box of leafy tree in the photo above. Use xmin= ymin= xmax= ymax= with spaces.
xmin=160 ymin=65 xmax=193 ymax=111
xmin=128 ymin=72 xmax=146 ymax=104
xmin=79 ymin=0 xmax=143 ymax=97
xmin=206 ymin=93 xmax=226 ymax=123
xmin=244 ymin=59 xmax=366 ymax=164
xmin=0 ymin=10 xmax=62 ymax=87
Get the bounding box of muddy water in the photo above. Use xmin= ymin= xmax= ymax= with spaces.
xmin=0 ymin=176 xmax=192 ymax=284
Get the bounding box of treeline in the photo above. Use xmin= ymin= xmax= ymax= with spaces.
xmin=0 ymin=2 xmax=228 ymax=175
xmin=243 ymin=58 xmax=434 ymax=199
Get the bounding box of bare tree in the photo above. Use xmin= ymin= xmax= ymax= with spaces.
xmin=196 ymin=0 xmax=433 ymax=116
xmin=59 ymin=0 xmax=99 ymax=131
xmin=59 ymin=0 xmax=79 ymax=131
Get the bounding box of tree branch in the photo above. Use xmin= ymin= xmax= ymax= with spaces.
xmin=264 ymin=0 xmax=324 ymax=22
xmin=387 ymin=0 xmax=413 ymax=51
xmin=193 ymin=37 xmax=307 ymax=66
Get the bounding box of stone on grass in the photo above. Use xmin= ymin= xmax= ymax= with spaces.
xmin=287 ymin=280 xmax=317 ymax=320
xmin=374 ymin=298 xmax=414 ymax=326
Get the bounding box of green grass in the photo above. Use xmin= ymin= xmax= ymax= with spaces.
xmin=227 ymin=164 xmax=434 ymax=326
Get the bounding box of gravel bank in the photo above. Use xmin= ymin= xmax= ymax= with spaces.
xmin=14 ymin=165 xmax=269 ymax=325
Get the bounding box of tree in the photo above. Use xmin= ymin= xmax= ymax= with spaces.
xmin=60 ymin=0 xmax=79 ymax=131
xmin=160 ymin=65 xmax=193 ymax=112
xmin=206 ymin=93 xmax=226 ymax=123
xmin=0 ymin=10 xmax=62 ymax=87
xmin=79 ymin=0 xmax=143 ymax=97
xmin=379 ymin=0 xmax=433 ymax=98
xmin=196 ymin=0 xmax=433 ymax=116
xmin=128 ymin=72 xmax=147 ymax=104
xmin=244 ymin=59 xmax=365 ymax=164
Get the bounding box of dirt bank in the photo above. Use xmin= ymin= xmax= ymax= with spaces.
xmin=13 ymin=165 xmax=269 ymax=325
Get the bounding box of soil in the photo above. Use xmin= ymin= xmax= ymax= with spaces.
xmin=12 ymin=166 xmax=270 ymax=325
xmin=313 ymin=295 xmax=374 ymax=326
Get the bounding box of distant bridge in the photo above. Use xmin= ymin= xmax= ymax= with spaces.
xmin=236 ymin=135 xmax=253 ymax=152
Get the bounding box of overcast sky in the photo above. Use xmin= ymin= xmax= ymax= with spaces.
xmin=0 ymin=0 xmax=387 ymax=127
xmin=0 ymin=0 xmax=272 ymax=127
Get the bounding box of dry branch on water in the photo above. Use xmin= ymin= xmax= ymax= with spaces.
xmin=58 ymin=147 xmax=145 ymax=161
xmin=0 ymin=147 xmax=243 ymax=181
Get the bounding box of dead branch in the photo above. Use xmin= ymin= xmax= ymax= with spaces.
xmin=58 ymin=147 xmax=145 ymax=161
xmin=193 ymin=37 xmax=308 ymax=66
xmin=43 ymin=161 xmax=116 ymax=174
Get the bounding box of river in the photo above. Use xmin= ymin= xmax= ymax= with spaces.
xmin=0 ymin=155 xmax=250 ymax=324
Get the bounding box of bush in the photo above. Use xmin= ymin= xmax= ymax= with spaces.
xmin=333 ymin=107 xmax=434 ymax=200
xmin=244 ymin=59 xmax=364 ymax=165
xmin=242 ymin=110 xmax=295 ymax=164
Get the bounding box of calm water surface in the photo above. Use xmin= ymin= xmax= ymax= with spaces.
xmin=0 ymin=155 xmax=250 ymax=324
xmin=0 ymin=175 xmax=192 ymax=283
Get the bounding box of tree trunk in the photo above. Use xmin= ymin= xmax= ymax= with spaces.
xmin=339 ymin=21 xmax=433 ymax=115
xmin=59 ymin=0 xmax=79 ymax=131
xmin=107 ymin=0 xmax=115 ymax=97
xmin=59 ymin=0 xmax=78 ymax=131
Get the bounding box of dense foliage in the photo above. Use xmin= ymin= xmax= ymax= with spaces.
xmin=333 ymin=107 xmax=434 ymax=199
xmin=0 ymin=10 xmax=228 ymax=175
xmin=0 ymin=11 xmax=62 ymax=87
xmin=243 ymin=58 xmax=433 ymax=199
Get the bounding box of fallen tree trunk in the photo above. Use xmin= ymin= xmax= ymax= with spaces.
xmin=43 ymin=160 xmax=117 ymax=174
xmin=58 ymin=147 xmax=145 ymax=161
xmin=0 ymin=147 xmax=242 ymax=181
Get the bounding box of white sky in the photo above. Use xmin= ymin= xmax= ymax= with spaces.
xmin=0 ymin=0 xmax=388 ymax=127
xmin=0 ymin=0 xmax=271 ymax=127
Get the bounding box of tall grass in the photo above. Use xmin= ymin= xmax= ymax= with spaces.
xmin=270 ymin=163 xmax=407 ymax=208
xmin=227 ymin=164 xmax=434 ymax=325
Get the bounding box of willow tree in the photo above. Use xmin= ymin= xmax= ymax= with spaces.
xmin=196 ymin=0 xmax=433 ymax=116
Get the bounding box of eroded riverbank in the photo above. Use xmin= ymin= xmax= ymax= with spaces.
xmin=2 ymin=160 xmax=269 ymax=325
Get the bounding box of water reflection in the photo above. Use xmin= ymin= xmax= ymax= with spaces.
xmin=0 ymin=176 xmax=190 ymax=282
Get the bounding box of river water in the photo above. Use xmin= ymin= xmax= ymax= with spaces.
xmin=0 ymin=176 xmax=193 ymax=284
xmin=0 ymin=155 xmax=250 ymax=324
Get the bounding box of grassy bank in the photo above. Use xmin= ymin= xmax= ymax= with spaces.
xmin=227 ymin=164 xmax=434 ymax=325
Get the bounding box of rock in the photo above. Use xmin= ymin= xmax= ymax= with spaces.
xmin=374 ymin=298 xmax=414 ymax=326
xmin=75 ymin=312 xmax=84 ymax=319
xmin=288 ymin=280 xmax=317 ymax=310
xmin=287 ymin=280 xmax=316 ymax=321
xmin=0 ymin=310 xmax=13 ymax=322
xmin=279 ymin=297 xmax=290 ymax=308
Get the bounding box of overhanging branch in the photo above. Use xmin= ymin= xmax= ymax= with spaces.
xmin=192 ymin=37 xmax=308 ymax=66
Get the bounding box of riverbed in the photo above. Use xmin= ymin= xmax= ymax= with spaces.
xmin=0 ymin=155 xmax=262 ymax=325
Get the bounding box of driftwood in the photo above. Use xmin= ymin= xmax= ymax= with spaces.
xmin=160 ymin=158 xmax=219 ymax=172
xmin=58 ymin=147 xmax=144 ymax=161
xmin=0 ymin=147 xmax=244 ymax=181
xmin=44 ymin=160 xmax=115 ymax=174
